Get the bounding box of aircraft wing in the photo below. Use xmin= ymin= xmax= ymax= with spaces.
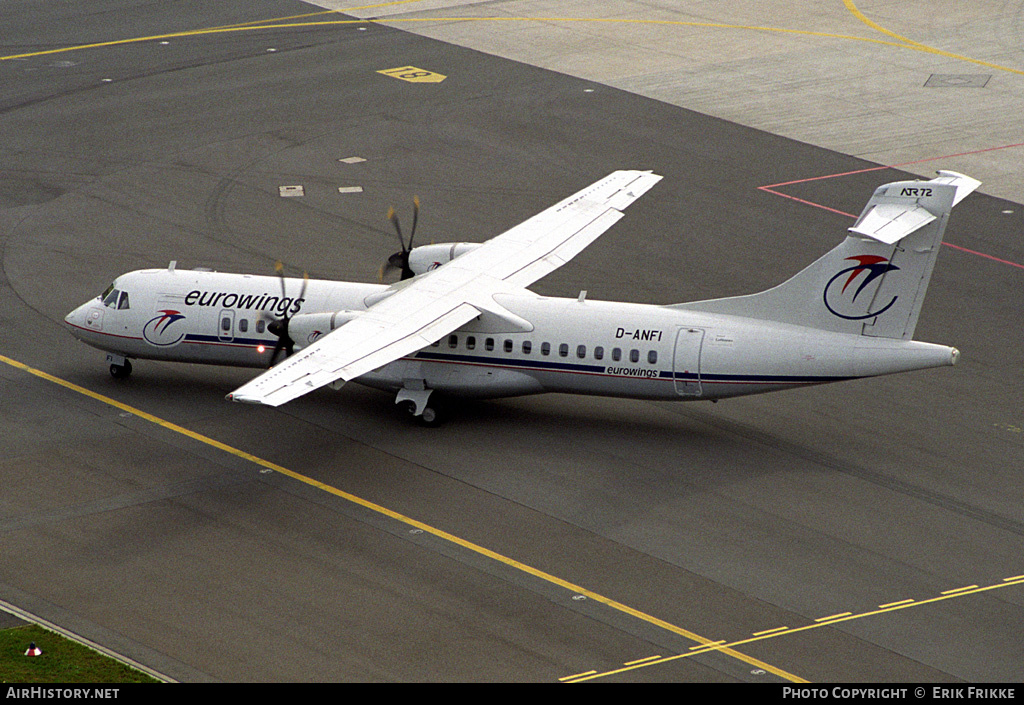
xmin=227 ymin=169 xmax=662 ymax=407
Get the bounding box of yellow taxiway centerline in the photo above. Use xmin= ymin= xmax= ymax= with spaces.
xmin=0 ymin=352 xmax=806 ymax=683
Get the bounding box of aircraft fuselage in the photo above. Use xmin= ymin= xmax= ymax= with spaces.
xmin=64 ymin=267 xmax=958 ymax=404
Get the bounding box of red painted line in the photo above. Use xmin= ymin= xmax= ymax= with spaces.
xmin=759 ymin=143 xmax=1024 ymax=272
xmin=757 ymin=187 xmax=857 ymax=218
xmin=761 ymin=142 xmax=1024 ymax=189
xmin=942 ymin=242 xmax=1024 ymax=271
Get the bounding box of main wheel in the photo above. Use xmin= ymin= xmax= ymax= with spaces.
xmin=419 ymin=405 xmax=441 ymax=427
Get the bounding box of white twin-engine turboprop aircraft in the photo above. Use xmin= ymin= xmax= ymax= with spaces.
xmin=65 ymin=169 xmax=978 ymax=425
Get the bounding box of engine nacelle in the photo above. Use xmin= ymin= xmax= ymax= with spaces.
xmin=407 ymin=243 xmax=481 ymax=275
xmin=287 ymin=310 xmax=361 ymax=350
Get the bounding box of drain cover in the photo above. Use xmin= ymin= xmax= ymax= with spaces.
xmin=925 ymin=74 xmax=991 ymax=88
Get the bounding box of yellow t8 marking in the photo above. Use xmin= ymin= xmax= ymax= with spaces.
xmin=377 ymin=65 xmax=446 ymax=83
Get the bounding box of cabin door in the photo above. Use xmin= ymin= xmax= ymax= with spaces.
xmin=673 ymin=327 xmax=704 ymax=396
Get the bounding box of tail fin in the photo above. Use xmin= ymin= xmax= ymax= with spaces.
xmin=672 ymin=171 xmax=980 ymax=340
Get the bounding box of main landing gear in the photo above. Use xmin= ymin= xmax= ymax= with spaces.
xmin=395 ymin=383 xmax=443 ymax=426
xmin=106 ymin=353 xmax=132 ymax=379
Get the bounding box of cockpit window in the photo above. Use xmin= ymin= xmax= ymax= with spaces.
xmin=117 ymin=292 xmax=130 ymax=310
xmin=102 ymin=287 xmax=120 ymax=308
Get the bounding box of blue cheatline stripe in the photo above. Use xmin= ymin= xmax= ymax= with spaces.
xmin=696 ymin=372 xmax=855 ymax=384
xmin=184 ymin=333 xmax=268 ymax=346
xmin=414 ymin=350 xmax=607 ymax=374
xmin=413 ymin=350 xmax=853 ymax=385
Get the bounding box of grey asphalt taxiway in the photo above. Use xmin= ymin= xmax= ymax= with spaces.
xmin=2 ymin=1 xmax=1023 ymax=682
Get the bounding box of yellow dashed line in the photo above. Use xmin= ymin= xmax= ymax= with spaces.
xmin=573 ymin=576 xmax=1024 ymax=681
xmin=559 ymin=670 xmax=596 ymax=681
xmin=753 ymin=626 xmax=789 ymax=637
xmin=624 ymin=655 xmax=661 ymax=666
xmin=941 ymin=585 xmax=980 ymax=595
xmin=814 ymin=612 xmax=853 ymax=622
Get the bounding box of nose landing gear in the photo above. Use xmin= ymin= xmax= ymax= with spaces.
xmin=106 ymin=353 xmax=132 ymax=379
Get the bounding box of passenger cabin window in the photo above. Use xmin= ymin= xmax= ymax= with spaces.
xmin=630 ymin=349 xmax=640 ymax=363
xmin=541 ymin=342 xmax=551 ymax=356
xmin=612 ymin=348 xmax=622 ymax=361
xmin=522 ymin=341 xmax=532 ymax=355
xmin=256 ymin=320 xmax=266 ymax=333
xmin=448 ymin=335 xmax=458 ymax=349
xmin=239 ymin=319 xmax=249 ymax=333
xmin=467 ymin=336 xmax=476 ymax=350
xmin=504 ymin=339 xmax=513 ymax=353
xmin=486 ymin=338 xmax=495 ymax=352
xmin=221 ymin=316 xmax=231 ymax=332
xmin=558 ymin=343 xmax=568 ymax=358
xmin=576 ymin=345 xmax=586 ymax=359
xmin=594 ymin=346 xmax=604 ymax=360
xmin=648 ymin=350 xmax=658 ymax=364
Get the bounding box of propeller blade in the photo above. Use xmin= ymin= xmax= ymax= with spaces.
xmin=263 ymin=262 xmax=305 ymax=367
xmin=387 ymin=207 xmax=406 ymax=251
xmin=269 ymin=338 xmax=287 ymax=366
xmin=274 ymin=260 xmax=286 ymax=298
xmin=409 ymin=195 xmax=420 ymax=250
xmin=381 ymin=197 xmax=421 ymax=281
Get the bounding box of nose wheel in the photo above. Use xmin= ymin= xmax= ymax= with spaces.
xmin=106 ymin=354 xmax=132 ymax=379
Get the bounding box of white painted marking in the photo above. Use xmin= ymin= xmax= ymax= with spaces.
xmin=338 ymin=186 xmax=364 ymax=194
xmin=338 ymin=156 xmax=366 ymax=164
xmin=279 ymin=185 xmax=304 ymax=197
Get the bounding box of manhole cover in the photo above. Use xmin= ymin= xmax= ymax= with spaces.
xmin=925 ymin=74 xmax=991 ymax=88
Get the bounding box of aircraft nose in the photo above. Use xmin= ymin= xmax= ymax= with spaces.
xmin=64 ymin=303 xmax=84 ymax=327
xmin=64 ymin=301 xmax=93 ymax=336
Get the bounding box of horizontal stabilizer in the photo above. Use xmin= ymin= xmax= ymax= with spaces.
xmin=849 ymin=203 xmax=935 ymax=244
xmin=847 ymin=170 xmax=979 ymax=244
xmin=930 ymin=170 xmax=982 ymax=206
